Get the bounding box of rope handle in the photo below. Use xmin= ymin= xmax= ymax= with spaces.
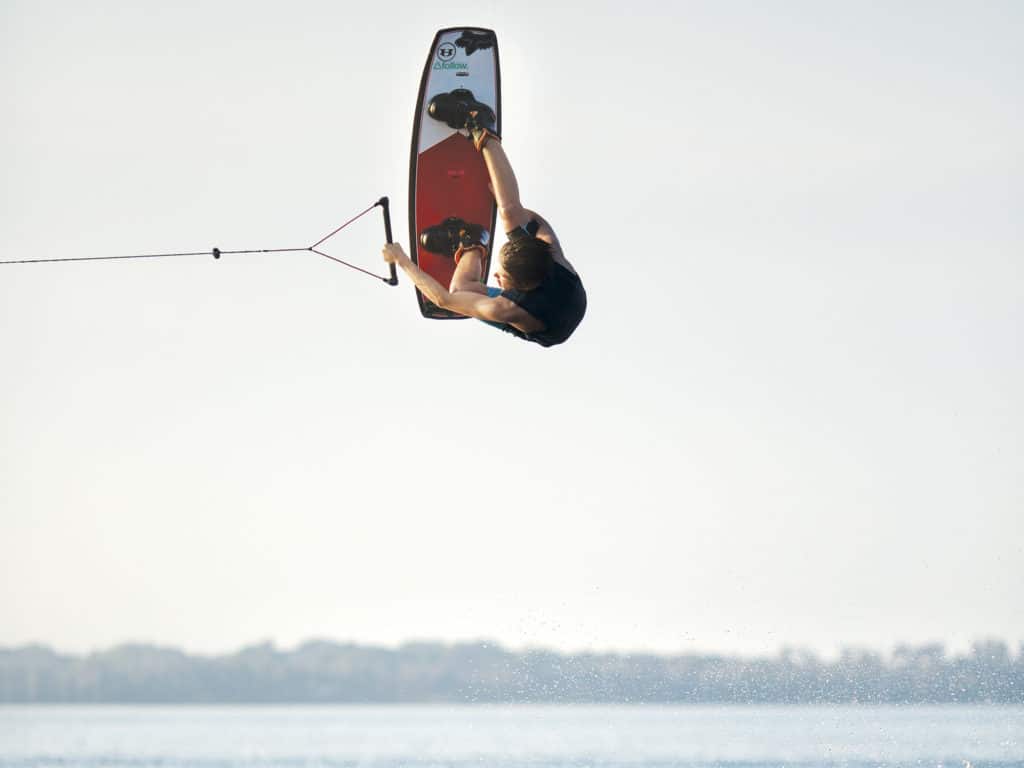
xmin=377 ymin=196 xmax=398 ymax=286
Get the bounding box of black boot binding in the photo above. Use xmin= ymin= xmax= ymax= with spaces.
xmin=427 ymin=88 xmax=496 ymax=132
xmin=419 ymin=217 xmax=490 ymax=258
xmin=455 ymin=30 xmax=496 ymax=56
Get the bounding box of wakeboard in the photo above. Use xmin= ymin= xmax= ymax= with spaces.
xmin=409 ymin=27 xmax=501 ymax=319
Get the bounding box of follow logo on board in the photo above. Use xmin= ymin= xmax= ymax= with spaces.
xmin=435 ymin=42 xmax=467 ymax=70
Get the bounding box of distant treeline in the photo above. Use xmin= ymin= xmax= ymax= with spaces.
xmin=1 ymin=639 xmax=1020 ymax=704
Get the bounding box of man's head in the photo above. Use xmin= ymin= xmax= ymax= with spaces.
xmin=494 ymin=236 xmax=553 ymax=292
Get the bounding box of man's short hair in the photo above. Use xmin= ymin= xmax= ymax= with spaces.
xmin=501 ymin=236 xmax=553 ymax=290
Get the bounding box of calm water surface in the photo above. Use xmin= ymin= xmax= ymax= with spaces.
xmin=1 ymin=705 xmax=1021 ymax=768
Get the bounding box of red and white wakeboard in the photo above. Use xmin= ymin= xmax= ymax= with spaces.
xmin=409 ymin=27 xmax=500 ymax=319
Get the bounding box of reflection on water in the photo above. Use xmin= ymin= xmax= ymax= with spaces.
xmin=0 ymin=705 xmax=1022 ymax=768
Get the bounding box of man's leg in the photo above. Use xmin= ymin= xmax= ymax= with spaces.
xmin=479 ymin=139 xmax=531 ymax=232
xmin=448 ymin=245 xmax=488 ymax=295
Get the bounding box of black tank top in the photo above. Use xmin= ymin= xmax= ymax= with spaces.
xmin=499 ymin=262 xmax=587 ymax=347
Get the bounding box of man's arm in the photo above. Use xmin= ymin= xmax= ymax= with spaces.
xmin=480 ymin=141 xmax=578 ymax=277
xmin=382 ymin=244 xmax=543 ymax=332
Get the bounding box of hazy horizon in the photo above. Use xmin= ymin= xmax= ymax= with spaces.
xmin=5 ymin=635 xmax=1021 ymax=705
xmin=5 ymin=633 xmax=1022 ymax=663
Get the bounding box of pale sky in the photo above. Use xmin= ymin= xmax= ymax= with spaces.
xmin=1 ymin=0 xmax=1021 ymax=659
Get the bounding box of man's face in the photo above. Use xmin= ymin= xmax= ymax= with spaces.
xmin=494 ymin=254 xmax=517 ymax=291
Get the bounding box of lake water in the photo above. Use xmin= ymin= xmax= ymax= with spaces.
xmin=0 ymin=705 xmax=1021 ymax=767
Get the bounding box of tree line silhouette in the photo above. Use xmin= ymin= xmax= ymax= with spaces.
xmin=1 ymin=639 xmax=1020 ymax=703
